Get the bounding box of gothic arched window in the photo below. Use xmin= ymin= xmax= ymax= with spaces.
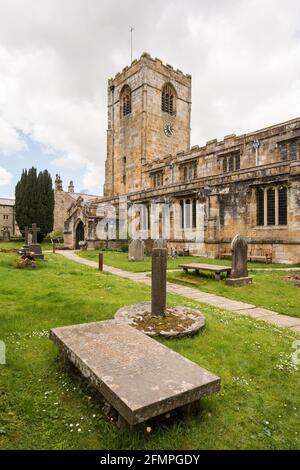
xmin=278 ymin=186 xmax=287 ymax=225
xmin=256 ymin=187 xmax=264 ymax=226
xmin=267 ymin=188 xmax=276 ymax=226
xmin=120 ymin=85 xmax=132 ymax=117
xmin=162 ymin=83 xmax=176 ymax=115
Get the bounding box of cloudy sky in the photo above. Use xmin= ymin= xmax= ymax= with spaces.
xmin=0 ymin=0 xmax=300 ymax=197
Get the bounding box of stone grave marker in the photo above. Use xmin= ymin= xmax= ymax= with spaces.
xmin=24 ymin=226 xmax=30 ymax=248
xmin=50 ymin=320 xmax=220 ymax=429
xmin=128 ymin=238 xmax=145 ymax=261
xmin=115 ymin=245 xmax=205 ymax=338
xmin=226 ymin=234 xmax=252 ymax=286
xmin=29 ymin=223 xmax=44 ymax=260
xmin=151 ymin=248 xmax=167 ymax=316
xmin=3 ymin=230 xmax=10 ymax=242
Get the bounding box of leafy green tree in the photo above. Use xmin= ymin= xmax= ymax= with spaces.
xmin=15 ymin=168 xmax=54 ymax=241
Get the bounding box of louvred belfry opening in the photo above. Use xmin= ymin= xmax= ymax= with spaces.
xmin=120 ymin=85 xmax=132 ymax=117
xmin=162 ymin=83 xmax=175 ymax=115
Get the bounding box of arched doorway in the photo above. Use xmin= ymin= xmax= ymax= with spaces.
xmin=75 ymin=221 xmax=85 ymax=249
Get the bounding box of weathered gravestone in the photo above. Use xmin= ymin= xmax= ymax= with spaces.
xmin=128 ymin=238 xmax=145 ymax=261
xmin=151 ymin=248 xmax=167 ymax=316
xmin=50 ymin=320 xmax=220 ymax=429
xmin=2 ymin=230 xmax=10 ymax=242
xmin=226 ymin=235 xmax=252 ymax=286
xmin=23 ymin=226 xmax=30 ymax=248
xmin=29 ymin=223 xmax=44 ymax=260
xmin=19 ymin=226 xmax=32 ymax=257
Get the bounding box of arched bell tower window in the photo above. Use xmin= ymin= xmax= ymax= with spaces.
xmin=120 ymin=85 xmax=132 ymax=117
xmin=162 ymin=83 xmax=176 ymax=115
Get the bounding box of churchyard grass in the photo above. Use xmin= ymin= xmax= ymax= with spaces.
xmin=167 ymin=270 xmax=300 ymax=318
xmin=0 ymin=241 xmax=54 ymax=251
xmin=77 ymin=249 xmax=299 ymax=272
xmin=78 ymin=250 xmax=198 ymax=272
xmin=0 ymin=252 xmax=299 ymax=449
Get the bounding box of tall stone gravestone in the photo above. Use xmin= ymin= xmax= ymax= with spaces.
xmin=226 ymin=235 xmax=252 ymax=286
xmin=128 ymin=238 xmax=145 ymax=261
xmin=19 ymin=226 xmax=30 ymax=257
xmin=23 ymin=226 xmax=30 ymax=249
xmin=3 ymin=230 xmax=10 ymax=242
xmin=151 ymin=248 xmax=167 ymax=316
xmin=29 ymin=223 xmax=44 ymax=260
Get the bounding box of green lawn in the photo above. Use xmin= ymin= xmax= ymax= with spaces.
xmin=0 ymin=241 xmax=55 ymax=251
xmin=0 ymin=252 xmax=299 ymax=450
xmin=78 ymin=249 xmax=299 ymax=272
xmin=167 ymin=270 xmax=300 ymax=318
xmin=78 ymin=250 xmax=199 ymax=272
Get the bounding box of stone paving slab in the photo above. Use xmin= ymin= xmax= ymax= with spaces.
xmin=50 ymin=320 xmax=220 ymax=426
xmin=57 ymin=251 xmax=300 ymax=336
xmin=208 ymin=300 xmax=256 ymax=311
xmin=291 ymin=325 xmax=300 ymax=333
xmin=256 ymin=314 xmax=300 ymax=328
xmin=236 ymin=307 xmax=276 ymax=318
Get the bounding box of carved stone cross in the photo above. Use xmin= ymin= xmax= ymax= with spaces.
xmin=30 ymin=223 xmax=40 ymax=244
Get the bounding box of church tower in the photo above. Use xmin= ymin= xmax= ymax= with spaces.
xmin=104 ymin=52 xmax=192 ymax=196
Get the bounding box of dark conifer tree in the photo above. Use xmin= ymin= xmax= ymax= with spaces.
xmin=15 ymin=167 xmax=54 ymax=241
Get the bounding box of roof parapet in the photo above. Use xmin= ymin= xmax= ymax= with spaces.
xmin=110 ymin=52 xmax=191 ymax=83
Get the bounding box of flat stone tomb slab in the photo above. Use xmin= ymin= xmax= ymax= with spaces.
xmin=50 ymin=320 xmax=220 ymax=427
xmin=180 ymin=263 xmax=231 ymax=273
xmin=180 ymin=263 xmax=231 ymax=280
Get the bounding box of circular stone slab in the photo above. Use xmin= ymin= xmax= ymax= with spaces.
xmin=114 ymin=302 xmax=205 ymax=338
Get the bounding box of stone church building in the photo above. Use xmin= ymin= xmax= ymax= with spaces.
xmin=0 ymin=198 xmax=20 ymax=239
xmin=63 ymin=52 xmax=300 ymax=263
xmin=53 ymin=174 xmax=97 ymax=233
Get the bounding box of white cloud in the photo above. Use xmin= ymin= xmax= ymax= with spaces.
xmin=0 ymin=167 xmax=13 ymax=186
xmin=0 ymin=116 xmax=26 ymax=155
xmin=0 ymin=0 xmax=299 ymax=193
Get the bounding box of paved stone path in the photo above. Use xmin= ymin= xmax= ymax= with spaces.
xmin=58 ymin=250 xmax=300 ymax=335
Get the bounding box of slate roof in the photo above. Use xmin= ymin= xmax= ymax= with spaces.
xmin=69 ymin=193 xmax=98 ymax=202
xmin=0 ymin=198 xmax=15 ymax=206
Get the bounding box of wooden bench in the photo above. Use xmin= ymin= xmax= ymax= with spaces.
xmin=180 ymin=263 xmax=231 ymax=281
xmin=220 ymin=248 xmax=273 ymax=264
xmin=249 ymin=249 xmax=272 ymax=264
xmin=50 ymin=320 xmax=220 ymax=429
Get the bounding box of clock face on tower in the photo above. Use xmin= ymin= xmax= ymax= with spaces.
xmin=164 ymin=122 xmax=174 ymax=137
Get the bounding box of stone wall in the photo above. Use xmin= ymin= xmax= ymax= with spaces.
xmin=0 ymin=199 xmax=20 ymax=238
xmin=53 ymin=189 xmax=75 ymax=232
